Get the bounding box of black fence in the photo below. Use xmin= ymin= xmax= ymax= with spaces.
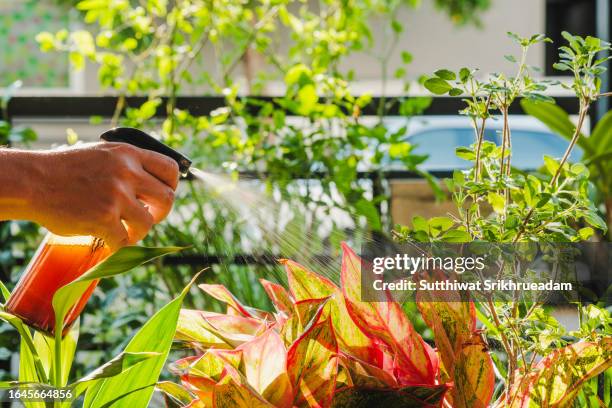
xmin=6 ymin=95 xmax=583 ymax=118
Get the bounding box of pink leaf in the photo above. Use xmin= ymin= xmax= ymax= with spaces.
xmin=287 ymin=319 xmax=339 ymax=408
xmin=340 ymin=242 xmax=437 ymax=385
xmin=237 ymin=328 xmax=293 ymax=407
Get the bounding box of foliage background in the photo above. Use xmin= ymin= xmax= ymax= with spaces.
xmin=8 ymin=3 xmax=610 ymax=401
xmin=0 ymin=0 xmax=498 ymax=380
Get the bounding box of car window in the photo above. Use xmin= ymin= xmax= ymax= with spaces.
xmin=408 ymin=128 xmax=483 ymax=170
xmin=403 ymin=128 xmax=582 ymax=171
xmin=504 ymin=130 xmax=583 ymax=169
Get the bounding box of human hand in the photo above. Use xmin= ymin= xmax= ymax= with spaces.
xmin=28 ymin=142 xmax=180 ymax=250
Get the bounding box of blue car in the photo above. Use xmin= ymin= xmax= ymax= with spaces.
xmin=382 ymin=116 xmax=583 ymax=171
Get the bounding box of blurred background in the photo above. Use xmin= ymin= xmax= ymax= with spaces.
xmin=1 ymin=0 xmax=610 ymax=384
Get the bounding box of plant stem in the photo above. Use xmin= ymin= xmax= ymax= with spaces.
xmin=474 ymin=96 xmax=491 ymax=182
xmin=550 ymin=102 xmax=590 ymax=186
xmin=110 ymin=94 xmax=126 ymax=128
xmin=513 ymin=100 xmax=590 ymax=242
xmin=485 ymin=297 xmax=515 ymax=392
xmin=499 ymin=104 xmax=509 ymax=178
xmin=53 ymin=322 xmax=63 ymax=408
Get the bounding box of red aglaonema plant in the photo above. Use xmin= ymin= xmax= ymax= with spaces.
xmin=168 ymin=243 xmax=495 ymax=407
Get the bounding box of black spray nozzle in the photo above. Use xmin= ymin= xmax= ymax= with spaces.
xmin=100 ymin=127 xmax=192 ymax=176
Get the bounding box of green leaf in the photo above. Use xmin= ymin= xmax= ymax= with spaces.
xmin=83 ymin=272 xmax=200 ymax=408
xmin=70 ymin=352 xmax=158 ymax=399
xmin=459 ymin=68 xmax=471 ymax=83
xmin=0 ymin=311 xmax=48 ymax=386
xmin=77 ymin=0 xmax=107 ymax=10
xmin=543 ymin=155 xmax=560 ymax=176
xmin=31 ymin=322 xmax=79 ymax=386
xmin=487 ymin=192 xmax=505 ymax=214
xmin=391 ymin=20 xmax=403 ymax=33
xmin=354 ymin=199 xmax=381 ymax=231
xmin=284 ymin=64 xmax=311 ymax=87
xmin=441 ymin=229 xmax=472 ymax=242
xmin=434 ymin=69 xmax=456 ymax=80
xmin=509 ymin=339 xmax=612 ymax=407
xmin=69 ymin=52 xmax=85 ymax=70
xmin=412 ymin=216 xmax=428 ymax=232
xmin=455 ymin=146 xmax=476 ymax=161
xmin=584 ymin=149 xmax=612 ymax=167
xmin=137 ymin=99 xmax=161 ymax=120
xmin=570 ymin=163 xmax=588 ymax=176
xmin=449 ymin=88 xmax=463 ymax=97
xmin=424 ymin=78 xmax=452 ymax=95
xmin=296 ymin=84 xmax=318 ymax=116
xmin=155 ymin=381 xmax=194 ymax=406
xmin=0 ymin=281 xmax=11 ymax=303
xmin=36 ymin=32 xmax=55 ymax=52
xmin=536 ymin=193 xmax=551 ymax=208
xmin=52 ymin=246 xmax=182 ymax=336
xmin=428 ymin=217 xmax=454 ymax=235
xmin=389 ymin=142 xmax=411 ymax=158
xmin=583 ymin=211 xmax=607 ymax=231
xmin=578 ymin=227 xmax=594 ymax=240
xmin=590 ymin=109 xmax=612 ymax=153
xmin=18 ymin=339 xmax=47 ymax=408
xmin=401 ymin=51 xmax=413 ymax=64
xmin=553 ymin=62 xmax=571 ymax=72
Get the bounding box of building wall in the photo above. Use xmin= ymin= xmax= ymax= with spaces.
xmin=341 ymin=0 xmax=546 ymax=81
xmin=70 ymin=0 xmax=547 ymax=96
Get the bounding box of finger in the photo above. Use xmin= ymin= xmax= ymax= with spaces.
xmin=100 ymin=219 xmax=129 ymax=251
xmin=121 ymin=197 xmax=155 ymax=244
xmin=133 ymin=170 xmax=176 ymax=223
xmin=137 ymin=149 xmax=180 ymax=190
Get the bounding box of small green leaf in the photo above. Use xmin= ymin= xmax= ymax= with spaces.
xmin=296 ymin=84 xmax=318 ymax=115
xmin=412 ymin=216 xmax=428 ymax=232
xmin=354 ymin=199 xmax=382 ymax=231
xmin=66 ymin=128 xmax=79 ymax=145
xmin=424 ymin=78 xmax=452 ymax=95
xmin=578 ymin=227 xmax=594 ymax=240
xmin=553 ymin=62 xmax=571 ymax=72
xmin=455 ymin=146 xmax=476 ymax=161
xmin=284 ymin=64 xmax=311 ymax=87
xmin=401 ymin=51 xmax=413 ymax=64
xmin=487 ymin=192 xmax=505 ymax=214
xmin=570 ymin=163 xmax=588 ymax=176
xmin=543 ymin=155 xmax=560 ymax=176
xmin=584 ymin=212 xmax=607 ymax=231
xmin=391 ymin=20 xmax=403 ymax=33
xmin=441 ymin=229 xmax=471 ymax=242
xmin=536 ymin=193 xmax=551 ymax=208
xmin=429 ymin=217 xmax=454 ymax=236
xmin=155 ymin=382 xmax=194 ymax=406
xmin=434 ymin=69 xmax=456 ymax=80
xmin=70 ymin=352 xmax=158 ymax=401
xmin=0 ymin=281 xmax=11 ymax=303
xmin=449 ymin=88 xmax=463 ymax=96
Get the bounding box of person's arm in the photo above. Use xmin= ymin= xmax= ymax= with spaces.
xmin=0 ymin=142 xmax=180 ymax=250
